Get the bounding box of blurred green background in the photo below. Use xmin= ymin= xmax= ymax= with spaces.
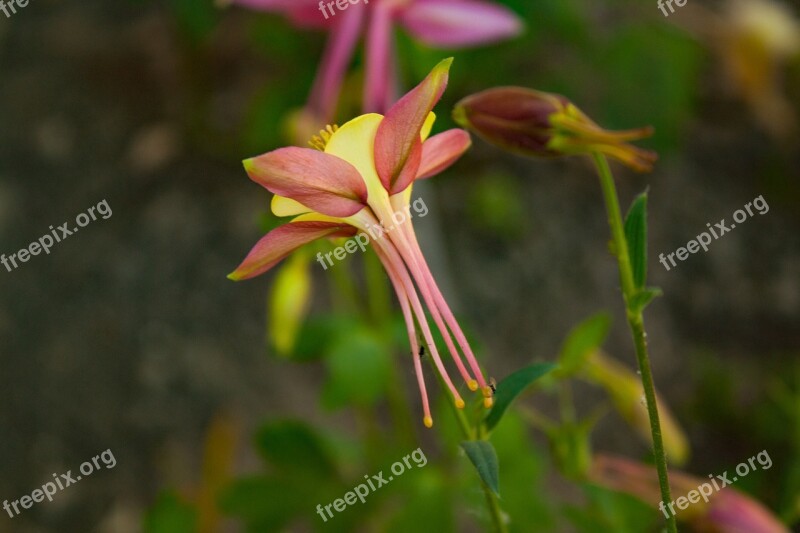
xmin=0 ymin=0 xmax=798 ymax=531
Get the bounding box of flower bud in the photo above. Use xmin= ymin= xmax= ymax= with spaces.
xmin=453 ymin=87 xmax=657 ymax=172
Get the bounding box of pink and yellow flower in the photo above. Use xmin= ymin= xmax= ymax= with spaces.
xmin=229 ymin=59 xmax=491 ymax=427
xmin=230 ymin=0 xmax=523 ymax=123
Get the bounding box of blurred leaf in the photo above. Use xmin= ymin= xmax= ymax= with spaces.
xmin=387 ymin=469 xmax=454 ymax=533
xmin=583 ymin=352 xmax=690 ymax=465
xmin=555 ymin=313 xmax=612 ymax=378
xmin=547 ymin=419 xmax=594 ymax=481
xmin=460 ymin=441 xmax=500 ymax=496
xmin=293 ymin=314 xmax=360 ymax=362
xmin=489 ymin=411 xmax=556 ymax=532
xmin=623 ymin=191 xmax=648 ymax=290
xmin=254 ymin=420 xmax=337 ymax=479
xmin=566 ymin=484 xmax=657 ymax=533
xmin=322 ymin=326 xmax=392 ymax=409
xmin=269 ymin=252 xmax=313 ymax=357
xmin=165 ymin=0 xmax=216 ymax=43
xmin=143 ymin=491 xmax=197 ymax=533
xmin=219 ymin=475 xmax=313 ymax=531
xmin=485 ymin=363 xmax=557 ymax=431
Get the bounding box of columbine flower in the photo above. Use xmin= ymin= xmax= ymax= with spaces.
xmin=229 ymin=59 xmax=492 ymax=427
xmin=229 ymin=0 xmax=522 ymax=124
xmin=590 ymin=454 xmax=790 ymax=533
xmin=453 ymin=87 xmax=658 ymax=172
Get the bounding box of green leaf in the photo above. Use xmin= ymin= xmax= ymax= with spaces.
xmin=556 ymin=313 xmax=612 ymax=378
xmin=143 ymin=491 xmax=197 ymax=533
xmin=219 ymin=475 xmax=314 ymax=531
xmin=629 ymin=287 xmax=663 ymax=313
xmin=485 ymin=363 xmax=557 ymax=431
xmin=322 ymin=327 xmax=392 ymax=409
xmin=624 ymin=191 xmax=649 ymax=290
xmin=460 ymin=441 xmax=500 ymax=496
xmin=254 ymin=420 xmax=337 ymax=479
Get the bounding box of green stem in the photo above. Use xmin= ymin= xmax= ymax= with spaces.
xmin=428 ymin=359 xmax=508 ymax=533
xmin=592 ymin=153 xmax=677 ymax=533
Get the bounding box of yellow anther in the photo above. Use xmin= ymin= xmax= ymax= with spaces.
xmin=483 ymin=397 xmax=494 ymax=409
xmin=308 ymin=124 xmax=339 ymax=151
xmin=455 ymin=398 xmax=466 ymax=409
xmin=423 ymin=416 xmax=433 ymax=428
xmin=467 ymin=379 xmax=479 ymax=391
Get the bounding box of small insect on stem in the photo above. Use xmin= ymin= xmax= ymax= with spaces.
xmin=418 ymin=345 xmax=426 ymax=358
xmin=489 ymin=377 xmax=497 ymax=396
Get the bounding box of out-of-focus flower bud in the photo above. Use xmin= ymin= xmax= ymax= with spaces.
xmin=582 ymin=350 xmax=690 ymax=465
xmin=590 ymin=454 xmax=790 ymax=533
xmin=269 ymin=251 xmax=313 ymax=357
xmin=453 ymin=87 xmax=657 ymax=172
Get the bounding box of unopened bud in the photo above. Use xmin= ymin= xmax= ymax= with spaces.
xmin=454 ymin=87 xmax=657 ymax=172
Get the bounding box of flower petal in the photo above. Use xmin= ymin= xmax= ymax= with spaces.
xmin=324 ymin=113 xmax=389 ymax=204
xmin=228 ymin=221 xmax=355 ymax=280
xmin=374 ymin=58 xmax=452 ymax=194
xmin=271 ymin=195 xmax=311 ymax=217
xmin=400 ymin=0 xmax=523 ymax=48
xmin=416 ymin=129 xmax=471 ymax=179
xmin=244 ymin=147 xmax=368 ymax=218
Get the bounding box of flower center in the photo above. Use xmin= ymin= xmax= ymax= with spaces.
xmin=308 ymin=124 xmax=339 ymax=151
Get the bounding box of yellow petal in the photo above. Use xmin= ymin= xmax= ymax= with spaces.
xmin=271 ymin=195 xmax=311 ymax=217
xmin=421 ymin=111 xmax=436 ymax=141
xmin=325 ymin=113 xmax=387 ymax=202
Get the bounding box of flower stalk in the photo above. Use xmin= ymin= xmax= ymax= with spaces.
xmin=591 ymin=152 xmax=677 ymax=533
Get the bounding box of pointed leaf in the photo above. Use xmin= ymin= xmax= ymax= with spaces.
xmin=486 ymin=363 xmax=557 ymax=430
xmin=556 ymin=313 xmax=612 ymax=377
xmin=460 ymin=440 xmax=500 ymax=496
xmin=244 ymin=147 xmax=368 ymax=218
xmin=624 ymin=191 xmax=648 ymax=290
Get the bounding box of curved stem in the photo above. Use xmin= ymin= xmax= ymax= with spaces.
xmin=592 ymin=153 xmax=677 ymax=533
xmin=430 ymin=360 xmax=508 ymax=533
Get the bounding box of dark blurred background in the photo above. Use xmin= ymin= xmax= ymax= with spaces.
xmin=1 ymin=0 xmax=798 ymax=531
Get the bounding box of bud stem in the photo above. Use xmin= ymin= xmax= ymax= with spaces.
xmin=591 ymin=153 xmax=678 ymax=533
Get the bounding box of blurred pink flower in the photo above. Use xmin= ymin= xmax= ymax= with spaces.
xmin=590 ymin=454 xmax=790 ymax=533
xmin=231 ymin=0 xmax=523 ymax=123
